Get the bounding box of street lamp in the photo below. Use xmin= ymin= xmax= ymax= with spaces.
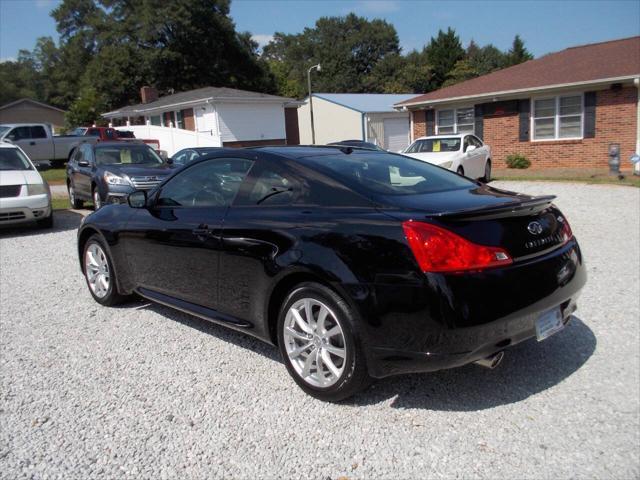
xmin=307 ymin=63 xmax=321 ymax=144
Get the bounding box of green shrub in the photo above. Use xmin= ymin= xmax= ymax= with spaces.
xmin=505 ymin=154 xmax=531 ymax=169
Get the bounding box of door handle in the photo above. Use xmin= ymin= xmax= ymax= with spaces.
xmin=29 ymin=141 xmax=36 ymax=146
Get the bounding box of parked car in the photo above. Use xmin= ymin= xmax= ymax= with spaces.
xmin=170 ymin=147 xmax=222 ymax=166
xmin=66 ymin=142 xmax=173 ymax=209
xmin=402 ymin=134 xmax=492 ymax=181
xmin=327 ymin=140 xmax=385 ymax=151
xmin=0 ymin=142 xmax=53 ymax=228
xmin=0 ymin=123 xmax=97 ymax=168
xmin=76 ymin=146 xmax=585 ymax=401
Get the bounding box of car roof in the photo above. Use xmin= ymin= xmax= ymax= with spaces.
xmin=252 ymin=145 xmax=384 ymax=159
xmin=94 ymin=141 xmax=146 ymax=147
xmin=414 ymin=134 xmax=468 ymax=141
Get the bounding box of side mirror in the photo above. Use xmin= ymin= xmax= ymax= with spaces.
xmin=78 ymin=161 xmax=90 ymax=167
xmin=466 ymin=145 xmax=476 ymax=153
xmin=128 ymin=190 xmax=147 ymax=208
xmin=166 ymin=157 xmax=174 ymax=165
xmin=6 ymin=134 xmax=16 ymax=141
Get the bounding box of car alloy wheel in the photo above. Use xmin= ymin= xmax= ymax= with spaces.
xmin=84 ymin=242 xmax=111 ymax=298
xmin=93 ymin=189 xmax=102 ymax=210
xmin=283 ymin=298 xmax=347 ymax=388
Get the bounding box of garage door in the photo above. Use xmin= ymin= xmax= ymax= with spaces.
xmin=383 ymin=117 xmax=410 ymax=152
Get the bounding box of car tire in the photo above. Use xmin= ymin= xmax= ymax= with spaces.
xmin=482 ymin=160 xmax=492 ymax=183
xmin=68 ymin=183 xmax=84 ymax=209
xmin=92 ymin=188 xmax=102 ymax=210
xmin=36 ymin=213 xmax=54 ymax=229
xmin=277 ymin=282 xmax=372 ymax=402
xmin=82 ymin=234 xmax=128 ymax=306
xmin=457 ymin=166 xmax=465 ymax=176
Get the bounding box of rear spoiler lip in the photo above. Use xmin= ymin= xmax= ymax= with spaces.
xmin=425 ymin=195 xmax=557 ymax=220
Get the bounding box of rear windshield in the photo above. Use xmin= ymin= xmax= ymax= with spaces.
xmin=301 ymin=151 xmax=474 ymax=195
xmin=0 ymin=148 xmax=33 ymax=171
xmin=95 ymin=145 xmax=163 ymax=166
xmin=406 ymin=138 xmax=461 ymax=153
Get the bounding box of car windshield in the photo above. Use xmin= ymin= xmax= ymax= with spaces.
xmin=301 ymin=151 xmax=475 ymax=196
xmin=406 ymin=138 xmax=461 ymax=153
xmin=0 ymin=126 xmax=11 ymax=137
xmin=95 ymin=145 xmax=163 ymax=166
xmin=0 ymin=148 xmax=33 ymax=171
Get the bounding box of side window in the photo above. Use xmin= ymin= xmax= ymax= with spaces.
xmin=8 ymin=126 xmax=31 ymax=141
xmin=30 ymin=126 xmax=47 ymax=139
xmin=80 ymin=144 xmax=95 ymax=164
xmin=157 ymin=158 xmax=253 ymax=208
xmin=246 ymin=168 xmax=299 ymax=206
xmin=463 ymin=136 xmax=472 ymax=151
xmin=471 ymin=135 xmax=482 ymax=147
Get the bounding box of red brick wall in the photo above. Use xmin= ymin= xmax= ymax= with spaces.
xmin=413 ymin=110 xmax=426 ymax=139
xmin=411 ymin=86 xmax=638 ymax=169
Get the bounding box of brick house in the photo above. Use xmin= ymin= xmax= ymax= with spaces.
xmin=395 ymin=36 xmax=640 ymax=169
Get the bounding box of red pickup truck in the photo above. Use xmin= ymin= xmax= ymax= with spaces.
xmin=82 ymin=127 xmax=160 ymax=151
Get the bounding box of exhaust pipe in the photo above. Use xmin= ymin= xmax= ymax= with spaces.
xmin=474 ymin=351 xmax=504 ymax=369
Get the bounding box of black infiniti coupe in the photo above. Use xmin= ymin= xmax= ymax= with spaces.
xmin=77 ymin=146 xmax=586 ymax=401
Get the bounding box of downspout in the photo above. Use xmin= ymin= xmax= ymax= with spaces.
xmin=635 ymin=78 xmax=640 ymax=154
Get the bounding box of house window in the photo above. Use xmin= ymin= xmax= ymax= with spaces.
xmin=149 ymin=115 xmax=161 ymax=126
xmin=533 ymin=94 xmax=583 ymax=140
xmin=176 ymin=110 xmax=185 ymax=129
xmin=437 ymin=107 xmax=474 ymax=134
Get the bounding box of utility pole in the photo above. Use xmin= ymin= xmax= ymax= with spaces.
xmin=307 ymin=64 xmax=321 ymax=144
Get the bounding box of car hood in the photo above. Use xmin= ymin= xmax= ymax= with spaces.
xmin=0 ymin=169 xmax=43 ymax=186
xmin=403 ymin=152 xmax=458 ymax=165
xmin=97 ymin=163 xmax=174 ymax=178
xmin=378 ymin=183 xmax=536 ymax=215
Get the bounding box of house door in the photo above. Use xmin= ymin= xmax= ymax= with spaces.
xmin=383 ymin=117 xmax=410 ymax=152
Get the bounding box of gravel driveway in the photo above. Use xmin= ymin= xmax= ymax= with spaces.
xmin=1 ymin=181 xmax=638 ymax=479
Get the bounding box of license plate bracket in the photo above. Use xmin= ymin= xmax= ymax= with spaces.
xmin=535 ymin=307 xmax=564 ymax=341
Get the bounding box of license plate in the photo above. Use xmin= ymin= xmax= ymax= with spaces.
xmin=535 ymin=307 xmax=564 ymax=341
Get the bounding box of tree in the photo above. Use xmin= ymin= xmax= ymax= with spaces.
xmin=262 ymin=14 xmax=401 ymax=97
xmin=505 ymin=35 xmax=533 ymax=67
xmin=423 ymin=28 xmax=465 ymax=90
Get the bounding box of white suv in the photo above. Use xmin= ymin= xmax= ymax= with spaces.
xmin=0 ymin=142 xmax=53 ymax=228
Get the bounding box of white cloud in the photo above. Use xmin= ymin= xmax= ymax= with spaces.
xmin=251 ymin=34 xmax=274 ymax=49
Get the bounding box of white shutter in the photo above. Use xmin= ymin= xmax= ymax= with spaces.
xmin=383 ymin=117 xmax=410 ymax=152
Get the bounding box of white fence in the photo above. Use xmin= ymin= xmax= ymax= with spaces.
xmin=115 ymin=125 xmax=222 ymax=157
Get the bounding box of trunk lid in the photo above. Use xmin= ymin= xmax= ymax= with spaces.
xmin=378 ymin=184 xmax=569 ymax=260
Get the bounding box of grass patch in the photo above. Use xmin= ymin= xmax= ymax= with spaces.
xmin=493 ymin=169 xmax=640 ymax=187
xmin=51 ymin=197 xmax=70 ymax=210
xmin=41 ymin=168 xmax=67 ymax=185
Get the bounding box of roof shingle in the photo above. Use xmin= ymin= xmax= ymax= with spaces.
xmin=397 ymin=36 xmax=640 ymax=107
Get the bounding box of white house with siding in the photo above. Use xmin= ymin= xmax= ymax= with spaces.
xmin=102 ymin=86 xmax=301 ymax=155
xmin=297 ymin=93 xmax=418 ymax=151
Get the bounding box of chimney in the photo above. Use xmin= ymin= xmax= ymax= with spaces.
xmin=140 ymin=86 xmax=158 ymax=104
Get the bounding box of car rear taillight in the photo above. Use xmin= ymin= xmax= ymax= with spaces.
xmin=559 ymin=216 xmax=573 ymax=244
xmin=402 ymin=220 xmax=513 ymax=273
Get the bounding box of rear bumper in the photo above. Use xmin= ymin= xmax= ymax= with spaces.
xmin=352 ymin=239 xmax=586 ymax=379
xmin=0 ymin=194 xmax=51 ymax=225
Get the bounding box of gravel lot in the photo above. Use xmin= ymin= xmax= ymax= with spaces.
xmin=1 ymin=181 xmax=638 ymax=479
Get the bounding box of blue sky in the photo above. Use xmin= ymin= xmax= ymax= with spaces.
xmin=1 ymin=0 xmax=639 ymax=61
